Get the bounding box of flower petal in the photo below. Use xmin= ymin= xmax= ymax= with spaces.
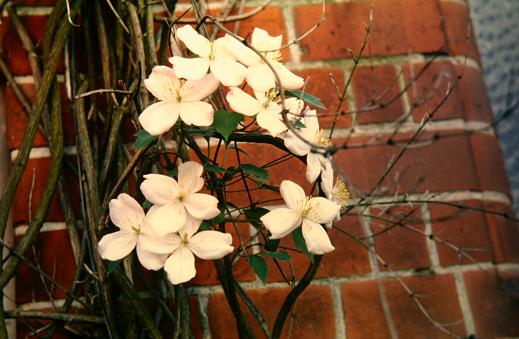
xmin=147 ymin=203 xmax=187 ymax=236
xmin=140 ymin=174 xmax=178 ymax=205
xmin=226 ymin=87 xmax=261 ymax=117
xmin=251 ymin=27 xmax=282 ymax=51
xmin=223 ymin=34 xmax=260 ymax=66
xmin=189 ymin=230 xmax=233 ymax=259
xmin=178 ymin=161 xmax=204 ymax=194
xmin=257 ymin=109 xmax=287 ymax=137
xmin=274 ymin=62 xmax=304 ymax=90
xmin=180 ymin=73 xmax=219 ymax=102
xmin=301 ymin=219 xmax=334 ymax=255
xmin=139 ymin=232 xmax=181 ymax=255
xmin=169 ymin=56 xmax=210 ymax=80
xmin=246 ymin=63 xmax=275 ymax=92
xmin=178 ymin=214 xmax=202 ymax=238
xmin=179 ymin=101 xmax=214 ymax=126
xmin=210 ymin=59 xmax=246 ymax=87
xmin=98 ymin=231 xmax=137 ymax=261
xmin=260 ymin=208 xmax=301 ymax=239
xmin=280 ymin=180 xmax=306 ymax=211
xmin=144 ymin=66 xmax=180 ymax=101
xmin=306 ymin=152 xmax=322 ymax=183
xmin=136 ymin=242 xmax=168 ymax=270
xmin=176 ymin=25 xmax=211 ymax=58
xmin=108 ymin=194 xmax=145 ymax=231
xmin=283 ymin=130 xmax=312 ymax=156
xmin=321 ymin=161 xmax=334 ymax=200
xmin=139 ymin=100 xmax=180 ymax=136
xmin=164 ymin=247 xmax=196 ymax=285
xmin=183 ymin=193 xmax=220 ymax=220
xmin=285 ymin=97 xmax=305 ymax=119
xmin=306 ymin=197 xmax=341 ymax=224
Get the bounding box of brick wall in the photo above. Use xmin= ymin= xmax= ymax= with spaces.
xmin=1 ymin=0 xmax=519 ymax=338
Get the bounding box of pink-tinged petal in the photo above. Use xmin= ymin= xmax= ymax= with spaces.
xmin=251 ymin=27 xmax=282 ymax=51
xmin=138 ymin=232 xmax=181 ymax=255
xmin=246 ymin=64 xmax=275 ymax=92
xmin=180 ymin=73 xmax=219 ymax=101
xmin=136 ymin=242 xmax=168 ymax=270
xmin=210 ymin=59 xmax=246 ymax=87
xmin=98 ymin=231 xmax=137 ymax=261
xmin=139 ymin=100 xmax=180 ymax=136
xmin=144 ymin=66 xmax=180 ymax=101
xmin=256 ymin=109 xmax=287 ymax=137
xmin=147 ymin=203 xmax=187 ymax=236
xmin=108 ymin=194 xmax=144 ymax=231
xmin=178 ymin=101 xmax=214 ymax=127
xmin=226 ymin=87 xmax=261 ymax=117
xmin=169 ymin=56 xmax=210 ymax=80
xmin=280 ymin=180 xmax=306 ymax=211
xmin=189 ymin=231 xmax=233 ymax=260
xmin=178 ymin=215 xmax=202 ymax=238
xmin=183 ymin=193 xmax=220 ymax=220
xmin=140 ymin=174 xmax=178 ymax=205
xmin=321 ymin=161 xmax=334 ymax=200
xmin=164 ymin=247 xmax=196 ymax=285
xmin=306 ymin=152 xmax=322 ymax=183
xmin=274 ymin=62 xmax=304 ymax=90
xmin=306 ymin=197 xmax=341 ymax=224
xmin=178 ymin=161 xmax=204 ymax=194
xmin=223 ymin=34 xmax=260 ymax=66
xmin=176 ymin=25 xmax=211 ymax=58
xmin=301 ymin=219 xmax=334 ymax=255
xmin=283 ymin=130 xmax=312 ymax=156
xmin=260 ymin=208 xmax=301 ymax=239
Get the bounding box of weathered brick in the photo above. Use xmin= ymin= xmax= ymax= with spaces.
xmin=484 ymin=202 xmax=519 ymax=263
xmin=353 ymin=65 xmax=406 ymax=124
xmin=208 ymin=284 xmax=336 ymax=338
xmin=439 ymin=1 xmax=480 ymax=59
xmin=400 ymin=0 xmax=445 ymax=53
xmin=456 ymin=64 xmax=494 ymax=123
xmin=371 ymin=205 xmax=430 ymax=270
xmin=402 ymin=61 xmax=464 ymax=122
xmin=429 ymin=200 xmax=493 ymax=266
xmin=464 ymin=269 xmax=519 ymax=337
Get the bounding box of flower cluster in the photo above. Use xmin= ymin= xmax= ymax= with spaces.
xmin=99 ymin=26 xmax=350 ymax=285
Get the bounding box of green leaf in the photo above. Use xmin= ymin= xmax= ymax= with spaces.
xmin=106 ymin=260 xmax=120 ymax=275
xmin=248 ymin=255 xmax=268 ymax=283
xmin=244 ymin=207 xmax=270 ymax=220
xmin=134 ymin=130 xmax=157 ymax=149
xmin=262 ymin=251 xmax=290 ymax=261
xmin=265 ymin=239 xmax=280 ymax=252
xmin=292 ymin=228 xmax=314 ymax=262
xmin=200 ymin=211 xmax=225 ymax=230
xmin=142 ymin=200 xmax=152 ymax=210
xmin=213 ymin=109 xmax=244 ymax=142
xmin=204 ymin=163 xmax=226 ymax=173
xmin=199 ymin=221 xmax=213 ymax=231
xmin=241 ymin=163 xmax=269 ymax=184
xmin=285 ymin=90 xmax=326 ymax=109
xmin=293 ymin=120 xmax=306 ymax=129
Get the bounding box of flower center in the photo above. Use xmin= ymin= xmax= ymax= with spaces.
xmin=333 ymin=179 xmax=350 ymax=207
xmin=177 ymin=192 xmax=186 ymax=202
xmin=131 ymin=226 xmax=140 ymax=234
xmin=300 ymin=197 xmax=313 ymax=219
xmin=181 ymin=233 xmax=190 ymax=246
xmin=315 ymin=130 xmax=331 ymax=147
xmin=209 ymin=42 xmax=216 ymax=61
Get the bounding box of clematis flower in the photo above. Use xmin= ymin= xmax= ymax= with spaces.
xmin=140 ymin=161 xmax=220 ymax=236
xmin=260 ymin=180 xmax=340 ymax=255
xmin=139 ymin=215 xmax=234 ymax=285
xmin=283 ymin=108 xmax=332 ymax=183
xmin=98 ymin=194 xmax=168 ymax=270
xmin=226 ymin=88 xmax=304 ymax=137
xmin=139 ymin=65 xmax=219 ymax=136
xmin=170 ymin=25 xmax=246 ymax=87
xmin=321 ymin=162 xmax=350 ymax=228
xmin=224 ymin=28 xmax=304 ymax=92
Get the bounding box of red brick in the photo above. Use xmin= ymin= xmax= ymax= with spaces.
xmin=456 ymin=64 xmax=494 ymax=123
xmin=464 ymin=269 xmax=519 ymax=337
xmin=469 ymin=133 xmax=511 ymax=195
xmin=4 ymin=83 xmax=76 ymax=149
xmin=353 ymin=65 xmax=405 ymax=124
xmin=400 ymin=0 xmax=445 ymax=53
xmin=429 ymin=200 xmax=493 ymax=265
xmin=296 ymin=67 xmax=351 ymax=128
xmin=343 ymin=274 xmax=466 ymax=338
xmin=371 ymin=205 xmax=430 ymax=270
xmin=402 ymin=61 xmax=464 ymax=122
xmin=15 ymin=229 xmax=77 ymax=304
xmin=484 ymin=202 xmax=519 ymax=263
xmin=266 ymin=215 xmax=371 ymax=282
xmin=335 ymin=132 xmax=480 ymax=195
xmin=439 ymin=1 xmax=480 ymax=59
xmin=208 ymin=284 xmax=336 ymax=338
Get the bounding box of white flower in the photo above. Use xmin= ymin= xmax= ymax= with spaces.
xmin=260 ymin=180 xmax=340 ymax=255
xmin=170 ymin=25 xmax=246 ymax=87
xmin=139 ymin=65 xmax=219 ymax=136
xmin=224 ymin=28 xmax=304 ymax=92
xmin=98 ymin=194 xmax=168 ymax=270
xmin=283 ymin=109 xmax=332 ymax=183
xmin=321 ymin=162 xmax=350 ymax=228
xmin=140 ymin=161 xmax=220 ymax=236
xmin=139 ymin=215 xmax=234 ymax=285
